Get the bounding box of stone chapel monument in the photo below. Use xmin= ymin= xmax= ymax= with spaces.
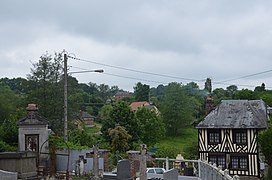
xmin=17 ymin=104 xmax=49 ymax=159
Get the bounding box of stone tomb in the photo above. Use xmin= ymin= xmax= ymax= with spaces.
xmin=17 ymin=104 xmax=49 ymax=158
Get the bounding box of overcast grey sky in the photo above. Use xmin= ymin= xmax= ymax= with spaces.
xmin=1 ymin=0 xmax=272 ymax=91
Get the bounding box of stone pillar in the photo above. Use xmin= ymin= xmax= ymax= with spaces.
xmin=93 ymin=145 xmax=100 ymax=180
xmin=165 ymin=157 xmax=169 ymax=171
xmin=139 ymin=144 xmax=147 ymax=180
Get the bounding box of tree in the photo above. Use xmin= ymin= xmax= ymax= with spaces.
xmin=0 ymin=108 xmax=24 ymax=147
xmin=134 ymin=82 xmax=150 ymax=101
xmin=254 ymin=83 xmax=266 ymax=92
xmin=0 ymin=84 xmax=22 ymax=124
xmin=97 ymin=84 xmax=111 ymax=103
xmin=259 ymin=93 xmax=272 ymax=107
xmin=212 ymin=88 xmax=227 ymax=105
xmin=182 ymin=82 xmax=200 ymax=96
xmin=101 ymin=101 xmax=140 ymax=144
xmin=204 ymin=78 xmax=212 ymax=93
xmin=159 ymin=82 xmax=194 ymax=136
xmin=108 ymin=126 xmax=131 ymax=153
xmin=27 ymin=52 xmax=64 ymax=133
xmin=259 ymin=127 xmax=272 ymax=178
xmin=0 ymin=77 xmax=29 ymax=94
xmin=235 ymin=89 xmax=256 ymax=100
xmin=135 ymin=107 xmax=165 ymax=146
xmin=68 ymin=126 xmax=97 ymax=147
xmin=226 ymin=85 xmax=238 ymax=99
xmin=99 ymin=104 xmax=113 ymax=121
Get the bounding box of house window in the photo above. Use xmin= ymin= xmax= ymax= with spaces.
xmin=233 ymin=130 xmax=247 ymax=144
xmin=208 ymin=129 xmax=221 ymax=144
xmin=209 ymin=153 xmax=226 ymax=169
xmin=230 ymin=155 xmax=248 ymax=170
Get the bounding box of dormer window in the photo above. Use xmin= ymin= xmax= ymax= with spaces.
xmin=233 ymin=129 xmax=247 ymax=145
xmin=208 ymin=129 xmax=221 ymax=144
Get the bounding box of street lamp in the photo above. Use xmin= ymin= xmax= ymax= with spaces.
xmin=69 ymin=69 xmax=104 ymax=74
xmin=63 ymin=53 xmax=103 ymax=142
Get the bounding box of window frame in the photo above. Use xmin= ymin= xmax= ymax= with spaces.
xmin=25 ymin=134 xmax=39 ymax=152
xmin=208 ymin=153 xmax=226 ymax=169
xmin=230 ymin=154 xmax=248 ymax=170
xmin=208 ymin=129 xmax=221 ymax=145
xmin=233 ymin=129 xmax=247 ymax=145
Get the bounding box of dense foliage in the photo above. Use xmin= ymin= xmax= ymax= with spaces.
xmin=159 ymin=82 xmax=195 ymax=136
xmin=101 ymin=101 xmax=140 ymax=145
xmin=1 ymin=52 xmax=272 ymax=165
xmin=259 ymin=127 xmax=272 ymax=166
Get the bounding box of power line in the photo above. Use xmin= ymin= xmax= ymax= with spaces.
xmin=103 ymin=72 xmax=168 ymax=84
xmin=68 ymin=55 xmax=205 ymax=82
xmin=70 ymin=65 xmax=272 ymax=89
xmin=216 ymin=69 xmax=272 ymax=83
xmin=70 ymin=65 xmax=168 ymax=84
xmin=214 ymin=82 xmax=259 ymax=88
xmin=68 ymin=56 xmax=272 ymax=89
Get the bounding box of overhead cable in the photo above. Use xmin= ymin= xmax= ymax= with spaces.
xmin=68 ymin=55 xmax=205 ymax=82
xmin=216 ymin=69 xmax=272 ymax=83
xmin=70 ymin=65 xmax=168 ymax=84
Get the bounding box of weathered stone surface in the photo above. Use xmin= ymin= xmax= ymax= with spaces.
xmin=117 ymin=160 xmax=132 ymax=179
xmin=0 ymin=151 xmax=37 ymax=179
xmin=163 ymin=168 xmax=178 ymax=180
xmin=0 ymin=169 xmax=17 ymax=180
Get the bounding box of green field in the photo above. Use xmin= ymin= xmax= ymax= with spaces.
xmin=85 ymin=123 xmax=198 ymax=159
xmin=153 ymin=127 xmax=198 ymax=159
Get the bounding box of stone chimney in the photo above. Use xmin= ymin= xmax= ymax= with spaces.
xmin=26 ymin=104 xmax=38 ymax=111
xmin=26 ymin=104 xmax=38 ymax=118
xmin=205 ymin=95 xmax=214 ymax=115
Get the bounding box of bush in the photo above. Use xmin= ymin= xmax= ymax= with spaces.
xmin=0 ymin=140 xmax=16 ymax=152
xmin=183 ymin=139 xmax=198 ymax=159
xmin=155 ymin=146 xmax=181 ymax=158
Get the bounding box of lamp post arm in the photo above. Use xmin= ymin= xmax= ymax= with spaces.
xmin=69 ymin=70 xmax=104 ymax=74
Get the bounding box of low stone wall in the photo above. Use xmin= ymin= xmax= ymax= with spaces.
xmin=0 ymin=169 xmax=17 ymax=180
xmin=56 ymin=149 xmax=109 ymax=174
xmin=0 ymin=151 xmax=37 ymax=179
xmin=198 ymin=160 xmax=239 ymax=180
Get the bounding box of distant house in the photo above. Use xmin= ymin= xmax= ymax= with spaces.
xmin=75 ymin=111 xmax=96 ymax=128
xmin=196 ymin=100 xmax=268 ymax=178
xmin=114 ymin=91 xmax=132 ymax=101
xmin=129 ymin=101 xmax=159 ymax=114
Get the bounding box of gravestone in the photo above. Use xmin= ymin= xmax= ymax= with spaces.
xmin=117 ymin=160 xmax=132 ymax=180
xmin=163 ymin=169 xmax=178 ymax=180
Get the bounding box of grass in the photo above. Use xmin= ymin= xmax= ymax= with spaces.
xmin=85 ymin=122 xmax=102 ymax=134
xmin=83 ymin=123 xmax=198 ymax=159
xmin=153 ymin=127 xmax=198 ymax=158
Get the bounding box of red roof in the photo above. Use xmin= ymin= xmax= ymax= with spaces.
xmin=130 ymin=101 xmax=150 ymax=111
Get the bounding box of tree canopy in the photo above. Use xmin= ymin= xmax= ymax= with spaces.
xmin=134 ymin=82 xmax=150 ymax=102
xmin=159 ymin=82 xmax=194 ymax=136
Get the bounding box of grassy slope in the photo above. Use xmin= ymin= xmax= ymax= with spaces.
xmin=85 ymin=123 xmax=198 ymax=158
xmin=154 ymin=127 xmax=198 ymax=158
xmin=85 ymin=123 xmax=102 ymax=134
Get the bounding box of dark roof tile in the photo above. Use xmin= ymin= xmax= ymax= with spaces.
xmin=196 ymin=100 xmax=268 ymax=129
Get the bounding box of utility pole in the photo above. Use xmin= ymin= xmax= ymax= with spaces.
xmin=64 ymin=53 xmax=68 ymax=142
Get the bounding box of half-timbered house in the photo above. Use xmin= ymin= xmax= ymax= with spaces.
xmin=196 ymin=100 xmax=268 ymax=178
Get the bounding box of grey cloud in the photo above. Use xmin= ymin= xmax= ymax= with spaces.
xmin=1 ymin=0 xmax=272 ymax=90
